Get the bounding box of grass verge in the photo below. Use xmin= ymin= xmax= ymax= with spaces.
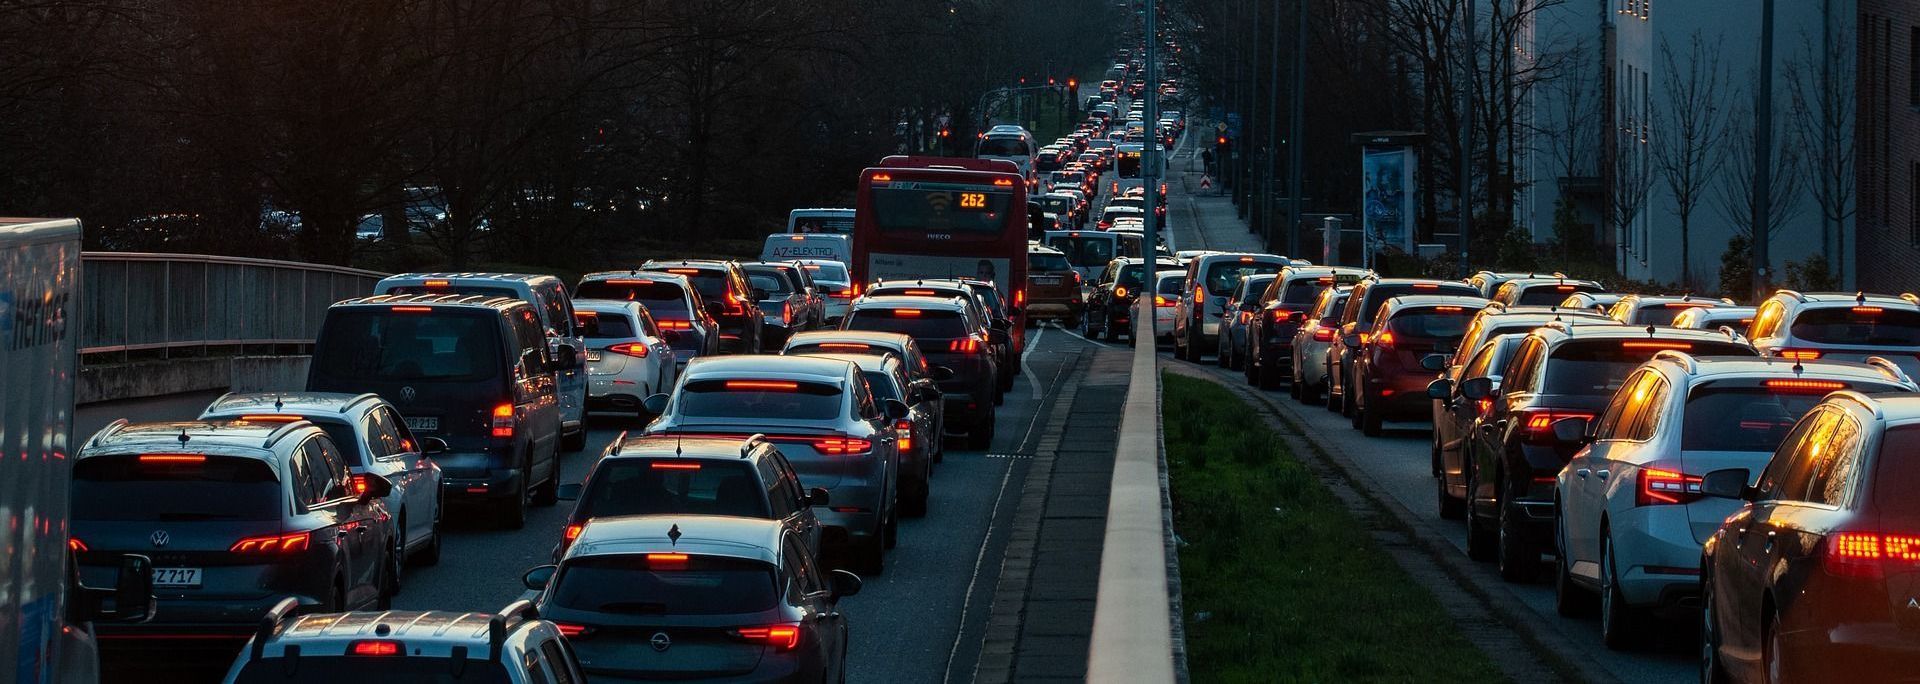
xmin=1165 ymin=373 xmax=1507 ymax=683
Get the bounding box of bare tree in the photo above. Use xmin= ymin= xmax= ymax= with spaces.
xmin=1610 ymin=129 xmax=1655 ymax=269
xmin=1651 ymin=32 xmax=1730 ymax=288
xmin=1712 ymin=96 xmax=1802 ymax=242
xmin=1785 ymin=30 xmax=1855 ymax=282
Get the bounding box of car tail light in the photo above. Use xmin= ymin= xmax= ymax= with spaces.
xmin=830 ymin=290 xmax=853 ymax=300
xmin=950 ymin=337 xmax=982 ymax=353
xmin=238 ymin=414 xmax=301 ymax=423
xmin=564 ymin=523 xmax=583 ymax=542
xmin=348 ymin=640 xmax=403 ymax=656
xmin=68 ymin=538 xmax=88 ymax=553
xmin=1853 ymin=306 xmax=1884 ymax=316
xmin=423 ymin=279 xmax=450 ymax=288
xmin=1763 ymin=379 xmax=1846 ymax=393
xmin=726 ymin=380 xmax=800 ymax=391
xmin=730 ymin=624 xmax=802 ymax=651
xmin=554 ymin=623 xmax=593 ymax=638
xmin=1016 ymin=289 xmax=1026 ymax=307
xmin=1115 ymin=286 xmax=1129 ymax=299
xmin=350 ymin=474 xmax=372 ymax=497
xmin=1373 ymin=330 xmax=1396 ymax=348
xmin=1313 ymin=327 xmax=1334 ymax=342
xmin=391 ymin=306 xmax=434 ymax=313
xmin=896 ymin=419 xmax=914 ymax=453
xmin=1516 ymin=409 xmax=1594 ymax=445
xmin=1777 ymin=348 xmax=1823 ymax=361
xmin=1621 ymin=341 xmax=1693 ymax=351
xmin=138 ymin=454 xmax=206 ymax=464
xmin=658 ymin=319 xmax=694 ymax=330
xmin=646 ymin=553 xmax=690 ymax=569
xmin=892 ymin=309 xmax=922 ymax=317
xmin=666 ymin=268 xmax=701 ymax=275
xmin=651 ymin=462 xmax=701 ymax=470
xmin=1635 ymin=466 xmax=1705 ymax=506
xmin=814 ymin=437 xmax=872 ymax=455
xmin=1155 ymin=295 xmax=1171 ymax=306
xmin=1823 ymin=532 xmax=1920 ymax=579
xmin=231 ymin=531 xmax=312 ymax=554
xmin=606 ymin=343 xmax=649 ymax=358
xmin=1412 ymin=283 xmax=1439 ymax=290
xmin=491 ymin=403 xmax=515 ymax=438
xmin=871 ymin=173 xmax=892 ymax=183
xmin=724 ymin=292 xmax=747 ymax=316
xmin=818 ymin=343 xmax=870 ymax=350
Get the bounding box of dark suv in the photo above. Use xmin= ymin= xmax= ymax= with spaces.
xmin=1083 ymin=257 xmax=1182 ymax=341
xmin=73 ymin=420 xmax=397 ymax=648
xmin=308 ymin=295 xmax=565 ymax=528
xmin=640 ymin=259 xmax=766 ymax=354
xmin=1329 ymin=277 xmax=1482 ymax=417
xmin=1460 ymin=323 xmax=1756 ymax=581
xmin=1347 ymin=295 xmax=1485 ymax=435
xmin=1244 ymin=266 xmax=1367 ymax=389
xmin=554 ymin=435 xmax=827 ymax=561
xmin=843 ymin=295 xmax=1001 ymax=449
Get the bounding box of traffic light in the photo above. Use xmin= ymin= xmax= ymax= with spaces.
xmin=1068 ymin=77 xmax=1078 ymax=89
xmin=1216 ymin=136 xmax=1228 ymax=146
xmin=1048 ymin=76 xmax=1056 ymax=86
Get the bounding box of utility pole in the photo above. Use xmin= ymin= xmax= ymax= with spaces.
xmin=1456 ymin=0 xmax=1475 ymax=275
xmin=1286 ymin=0 xmax=1308 ymax=258
xmin=1144 ymin=0 xmax=1162 ymax=338
xmin=1751 ymin=0 xmax=1775 ymax=302
xmin=1264 ymin=0 xmax=1281 ymax=251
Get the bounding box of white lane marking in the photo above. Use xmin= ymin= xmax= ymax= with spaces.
xmin=1057 ymin=324 xmax=1115 ymax=349
xmin=1022 ymin=324 xmax=1045 ymax=398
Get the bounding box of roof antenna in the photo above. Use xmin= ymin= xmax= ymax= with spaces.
xmin=1646 ymin=325 xmax=1656 ymax=337
xmin=177 ymin=428 xmax=191 ymax=444
xmin=667 ymin=524 xmax=682 ymax=546
xmin=273 ymin=395 xmax=284 ymax=412
xmin=1857 ymin=291 xmax=1867 ymax=306
xmin=676 ymin=436 xmax=683 ymax=457
xmin=1792 ymin=358 xmax=1805 ymax=375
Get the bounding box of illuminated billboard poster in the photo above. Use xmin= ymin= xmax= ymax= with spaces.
xmin=1361 ymin=146 xmax=1416 ymax=253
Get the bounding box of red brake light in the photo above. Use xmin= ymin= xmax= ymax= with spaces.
xmin=564 ymin=523 xmax=583 ymax=541
xmin=650 ymin=462 xmax=702 ymax=470
xmin=1763 ymin=379 xmax=1846 ymax=393
xmin=893 ymin=309 xmax=923 ymax=317
xmin=666 ymin=268 xmax=701 ymax=275
xmin=1239 ymin=256 xmax=1255 ymax=263
xmin=1778 ymin=348 xmax=1823 ymax=361
xmin=1518 ymin=409 xmax=1594 ymax=445
xmin=1373 ymin=330 xmax=1396 ymax=348
xmin=1433 ymin=306 xmax=1463 ymax=313
xmin=1821 ymin=532 xmax=1920 ymax=578
xmin=896 ymin=419 xmax=914 ymax=453
xmin=725 ymin=380 xmax=800 ymax=391
xmin=1015 ymin=289 xmax=1025 ymax=307
xmin=1555 ymin=285 xmax=1577 ymax=291
xmin=492 ymin=403 xmax=515 ymax=438
xmin=554 ymin=622 xmax=592 ymax=638
xmin=138 ymin=454 xmax=206 ymax=464
xmin=349 ymin=640 xmax=402 ymax=656
xmin=350 ymin=474 xmax=370 ymax=497
xmin=231 ymin=531 xmax=312 ymax=554
xmin=814 ymin=437 xmax=872 ymax=455
xmin=658 ymin=319 xmax=693 ymax=330
xmin=646 ymin=553 xmax=690 ymax=569
xmin=994 ymin=178 xmax=1015 ymax=186
xmin=902 ymin=289 xmax=937 ymax=296
xmin=1412 ymin=283 xmax=1440 ymax=290
xmin=607 ymin=342 xmax=649 ymax=358
xmin=1620 ymin=341 xmax=1693 ymax=350
xmin=949 ymin=337 xmax=981 ymax=353
xmin=871 ymin=173 xmax=892 ymax=183
xmin=68 ymin=538 xmax=87 ymax=553
xmin=818 ymin=343 xmax=871 ymax=350
xmin=1853 ymin=306 xmax=1884 ymax=316
xmin=1636 ymin=466 xmax=1705 ymax=506
xmin=423 ymin=279 xmax=450 ymax=288
xmin=1155 ymin=295 xmax=1171 ymax=306
xmin=731 ymin=624 xmax=802 ymax=651
xmin=1312 ymin=327 xmax=1334 ymax=342
xmin=390 ymin=306 xmax=435 ymax=313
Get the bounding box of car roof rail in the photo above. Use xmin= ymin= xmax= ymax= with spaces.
xmin=742 ymin=433 xmax=770 ymax=458
xmin=261 ymin=420 xmax=315 ymax=449
xmin=608 ymin=430 xmax=629 ymax=456
xmin=1651 ymin=349 xmax=1699 ymax=374
xmin=339 ymin=393 xmax=383 ymax=413
xmin=1716 ymin=325 xmax=1744 ymax=341
xmin=1903 ymin=293 xmax=1920 ymax=306
xmin=1776 ymin=289 xmax=1807 ymax=302
xmin=252 ymin=597 xmax=301 ymax=659
xmin=491 ymin=600 xmax=540 ymax=661
xmin=1862 ymin=356 xmax=1916 ymax=387
xmin=1826 ymin=390 xmax=1885 ymax=419
xmin=85 ymin=419 xmax=132 ymax=449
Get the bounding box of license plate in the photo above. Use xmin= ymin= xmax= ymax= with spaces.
xmin=153 ymin=568 xmax=202 ymax=588
xmin=585 ymin=351 xmax=602 ymax=362
xmin=1033 ymin=277 xmax=1061 ymax=285
xmin=404 ymin=416 xmax=439 ymax=432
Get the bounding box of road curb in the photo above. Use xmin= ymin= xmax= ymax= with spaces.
xmin=1166 ymin=362 xmax=1622 ymax=684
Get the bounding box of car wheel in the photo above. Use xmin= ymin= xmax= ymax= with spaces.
xmin=1701 ymin=571 xmax=1733 ymax=684
xmin=1763 ymin=609 xmax=1786 ymax=684
xmin=329 ymin=579 xmax=347 ymax=612
xmin=378 ymin=543 xmax=400 ymax=609
xmin=901 ymin=480 xmax=928 ymax=518
xmin=1436 ymin=469 xmax=1466 ymax=520
xmin=501 ymin=471 xmax=529 ymax=530
xmin=883 ymin=510 xmax=899 ymax=549
xmin=1465 ymin=466 xmax=1496 ymax=562
xmin=532 ymin=465 xmax=559 ymax=507
xmin=1553 ymin=510 xmax=1594 ymax=616
xmin=1172 ymin=330 xmax=1188 ymax=360
xmin=1066 ymin=314 xmax=1082 ymax=329
xmin=1349 ymin=387 xmax=1366 ymax=429
xmin=853 ymin=536 xmax=884 ymax=576
xmin=1341 ymin=371 xmax=1358 ymax=418
xmin=1214 ymin=335 xmax=1229 ymax=367
xmin=1323 ymin=376 xmax=1342 ymax=412
xmin=966 ymin=412 xmax=996 ymax=450
xmin=1361 ymin=397 xmax=1384 ymax=436
xmin=561 ymin=425 xmax=586 ymax=452
xmin=1497 ymin=484 xmax=1540 ymax=583
xmin=416 ymin=517 xmax=443 ymax=567
xmin=1600 ymin=531 xmax=1645 ymax=649
xmin=1081 ymin=314 xmax=1099 ymax=339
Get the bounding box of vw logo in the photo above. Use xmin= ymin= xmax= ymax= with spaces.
xmin=149 ymin=530 xmax=171 ymax=548
xmin=400 ymin=386 xmax=417 ymax=402
xmin=649 ymin=632 xmax=672 ymax=652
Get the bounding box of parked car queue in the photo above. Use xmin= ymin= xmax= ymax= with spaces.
xmin=1161 ymin=260 xmax=1920 ymax=682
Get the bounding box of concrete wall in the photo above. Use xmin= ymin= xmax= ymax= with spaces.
xmin=78 ymin=356 xmax=310 ymax=405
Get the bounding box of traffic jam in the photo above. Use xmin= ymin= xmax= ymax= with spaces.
xmin=1165 ymin=256 xmax=1920 ymax=681
xmin=33 ymin=50 xmax=1184 ymax=683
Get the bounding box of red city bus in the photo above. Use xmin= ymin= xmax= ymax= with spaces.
xmin=853 ymin=156 xmax=1029 ymax=350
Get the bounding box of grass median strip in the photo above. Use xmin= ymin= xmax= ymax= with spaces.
xmin=1165 ymin=373 xmax=1506 ymax=683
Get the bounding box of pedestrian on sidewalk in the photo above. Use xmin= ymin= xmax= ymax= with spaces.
xmin=1200 ymin=147 xmax=1215 ymax=178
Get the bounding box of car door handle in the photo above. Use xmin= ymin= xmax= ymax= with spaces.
xmin=1595 ymin=469 xmax=1609 ymax=480
xmin=1575 ymin=468 xmax=1590 ymax=478
xmin=1764 ymin=530 xmax=1777 ymax=553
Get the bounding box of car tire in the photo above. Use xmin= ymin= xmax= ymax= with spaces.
xmin=1349 ymin=388 xmax=1366 ymax=430
xmin=1497 ymin=484 xmax=1541 ymax=583
xmin=1341 ymin=370 xmax=1358 ymax=418
xmin=1553 ymin=511 xmax=1594 ymax=617
xmin=854 ymin=536 xmax=884 ymax=576
xmin=532 ymin=466 xmax=559 ymax=507
xmin=561 ymin=425 xmax=586 ymax=453
xmin=1172 ymin=330 xmax=1188 ymax=360
xmin=1763 ymin=609 xmax=1787 ymax=684
xmin=967 ymin=412 xmax=996 ymax=450
xmin=1361 ymin=398 xmax=1384 ymax=436
xmin=1323 ymin=378 xmax=1342 ymax=413
xmin=1701 ymin=571 xmax=1733 ymax=684
xmin=901 ymin=481 xmax=928 ymax=518
xmin=1214 ymin=335 xmax=1229 ymax=367
xmin=502 ymin=472 xmax=529 ymax=530
xmin=378 ymin=543 xmax=401 ymax=609
xmin=883 ymin=511 xmax=899 ymax=549
xmin=1465 ymin=466 xmax=1496 ymax=562
xmin=1436 ymin=471 xmax=1466 ymax=520
xmin=416 ymin=519 xmax=442 ymax=567
xmin=1600 ymin=532 xmax=1645 ymax=650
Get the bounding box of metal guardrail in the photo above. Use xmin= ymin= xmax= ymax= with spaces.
xmin=79 ymin=252 xmax=386 ymax=356
xmin=1087 ymin=299 xmax=1178 ymax=682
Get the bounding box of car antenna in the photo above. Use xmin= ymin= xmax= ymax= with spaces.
xmin=1645 ymin=325 xmax=1656 ymax=338
xmin=667 ymin=524 xmax=682 ymax=546
xmin=1857 ymin=291 xmax=1867 ymax=306
xmin=676 ymin=436 xmax=683 ymax=457
xmin=177 ymin=428 xmax=191 ymax=444
xmin=1792 ymin=358 xmax=1805 ymax=375
xmin=273 ymin=395 xmax=284 ymax=412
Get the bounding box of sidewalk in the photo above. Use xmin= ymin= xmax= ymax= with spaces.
xmin=1164 ymin=125 xmax=1265 ymax=254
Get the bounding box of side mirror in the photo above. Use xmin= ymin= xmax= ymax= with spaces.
xmin=1320 ymin=317 xmax=1340 ymax=328
xmin=1550 ymin=416 xmax=1593 ymax=445
xmin=1426 ymin=378 xmax=1454 ymax=400
xmin=553 ymin=343 xmax=579 ymax=370
xmin=705 ymin=301 xmax=726 ymax=318
xmin=828 ymin=568 xmax=863 ymax=600
xmin=418 ymin=436 xmax=449 ymax=455
xmin=1459 ymin=376 xmax=1495 ymax=400
xmin=1421 ymin=354 xmax=1448 ymax=371
xmin=641 ymin=393 xmax=670 ymax=415
xmin=1211 ymin=296 xmax=1229 ymax=309
xmin=557 ymin=483 xmax=583 ymax=501
xmin=750 ymin=288 xmax=770 ymax=301
xmin=80 ymin=554 xmax=154 ymax=623
xmin=1700 ymin=468 xmax=1753 ymax=500
xmin=988 ymin=329 xmax=1011 ymax=346
xmin=884 ymin=399 xmax=910 ymax=421
xmin=1238 ymin=301 xmax=1258 ymax=313
xmin=658 ymin=329 xmax=680 ymax=343
xmin=1341 ymin=334 xmax=1362 ymax=349
xmin=355 ymin=472 xmax=394 ymax=501
xmin=992 ymin=317 xmax=1013 ymax=331
xmin=931 ymin=366 xmax=956 ymax=382
xmin=806 ymin=487 xmax=830 ymax=507
xmin=522 ymin=564 xmax=557 ymax=591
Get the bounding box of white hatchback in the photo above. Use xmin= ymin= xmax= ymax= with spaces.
xmin=572 ymin=299 xmax=678 ymax=414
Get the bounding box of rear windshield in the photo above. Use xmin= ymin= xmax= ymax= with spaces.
xmin=645 ymin=268 xmax=727 ymax=302
xmin=313 ymin=310 xmax=502 ymax=383
xmin=233 ymin=658 xmax=510 ymax=683
xmin=801 ymin=262 xmax=848 ymax=283
xmin=1040 ymin=197 xmax=1076 ymax=214
xmin=791 ymin=214 xmax=853 ymax=235
xmin=1359 ymin=283 xmax=1480 ymax=325
xmin=550 ymin=555 xmax=778 ymax=616
xmin=1158 ymin=276 xmax=1187 ymax=295
xmin=1201 ymin=260 xmax=1285 ymax=296
xmin=677 ymin=380 xmax=843 ymax=421
xmin=862 ymin=371 xmax=902 ymax=402
xmin=1634 ymin=303 xmax=1716 ymax=326
xmin=1117 ymin=150 xmax=1141 ymax=178
xmin=1542 ymin=340 xmax=1756 ymax=396
xmin=1790 ymin=307 xmax=1920 ymax=346
xmin=1518 ymin=285 xmax=1601 ymax=306
xmin=745 ymin=270 xmax=792 ymax=295
xmin=384 ymin=285 xmax=519 ymax=300
xmin=579 ymin=459 xmax=768 ymax=519
xmin=1872 ymin=425 xmax=1920 ymax=516
xmin=73 ymin=455 xmax=282 ymax=521
xmin=1238 ymin=277 xmax=1277 ymax=304
xmin=844 ymin=309 xmax=969 ymax=341
xmin=978 ymin=137 xmax=1029 ymax=157
xmin=1387 ymin=310 xmax=1476 ymax=339
xmin=573 ymin=280 xmax=691 ymax=318
xmin=1279 ymin=279 xmax=1332 ymax=305
xmin=1029 ymin=252 xmax=1073 ymax=273
xmin=577 ymin=311 xmax=636 ymax=338
xmin=1681 ymin=386 xmax=1868 ymax=452
xmin=1048 ymin=236 xmax=1115 ymax=267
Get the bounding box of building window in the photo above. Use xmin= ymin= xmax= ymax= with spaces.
xmin=1910 ymin=27 xmax=1919 ymax=108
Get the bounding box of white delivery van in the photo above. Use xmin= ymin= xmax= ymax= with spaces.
xmin=761 ymin=233 xmax=852 ymax=267
xmin=2 ymin=218 xmax=153 ymax=684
